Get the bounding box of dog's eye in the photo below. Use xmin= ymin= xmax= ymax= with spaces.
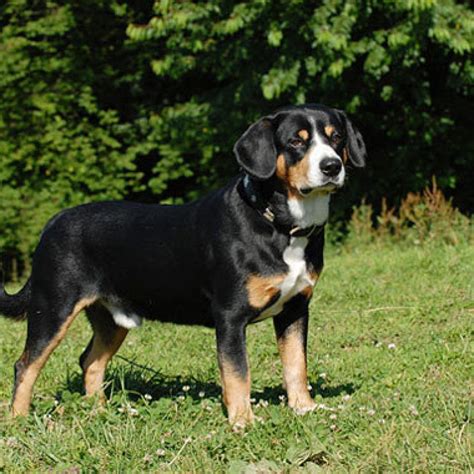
xmin=331 ymin=132 xmax=342 ymax=142
xmin=289 ymin=138 xmax=305 ymax=147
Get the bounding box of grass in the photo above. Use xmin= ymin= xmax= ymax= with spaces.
xmin=0 ymin=237 xmax=472 ymax=472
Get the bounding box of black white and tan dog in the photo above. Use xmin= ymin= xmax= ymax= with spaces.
xmin=0 ymin=104 xmax=366 ymax=428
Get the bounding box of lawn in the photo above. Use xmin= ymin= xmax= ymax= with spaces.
xmin=0 ymin=238 xmax=472 ymax=472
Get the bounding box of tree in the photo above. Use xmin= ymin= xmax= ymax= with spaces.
xmin=127 ymin=0 xmax=474 ymax=218
xmin=0 ymin=0 xmax=152 ymax=272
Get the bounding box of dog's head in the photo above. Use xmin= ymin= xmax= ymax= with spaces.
xmin=234 ymin=104 xmax=366 ymax=198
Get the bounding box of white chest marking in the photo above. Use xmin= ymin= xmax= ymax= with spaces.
xmin=255 ymin=237 xmax=315 ymax=321
xmin=103 ymin=301 xmax=143 ymax=329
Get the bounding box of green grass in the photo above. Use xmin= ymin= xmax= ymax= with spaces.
xmin=0 ymin=238 xmax=472 ymax=472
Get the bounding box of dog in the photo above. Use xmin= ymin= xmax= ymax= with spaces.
xmin=0 ymin=104 xmax=366 ymax=428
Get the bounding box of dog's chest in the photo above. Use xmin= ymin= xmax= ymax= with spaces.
xmin=254 ymin=237 xmax=315 ymax=321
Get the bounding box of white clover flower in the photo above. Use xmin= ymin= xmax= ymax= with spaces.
xmin=156 ymin=448 xmax=166 ymax=456
xmin=182 ymin=385 xmax=190 ymax=392
xmin=5 ymin=437 xmax=19 ymax=448
xmin=388 ymin=343 xmax=396 ymax=350
xmin=144 ymin=394 xmax=152 ymax=401
xmin=329 ymin=414 xmax=337 ymax=420
xmin=342 ymin=394 xmax=351 ymax=402
xmin=367 ymin=409 xmax=376 ymax=416
xmin=198 ymin=391 xmax=205 ymax=398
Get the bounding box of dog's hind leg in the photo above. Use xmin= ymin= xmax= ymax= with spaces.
xmin=12 ymin=295 xmax=96 ymax=417
xmin=80 ymin=303 xmax=128 ymax=399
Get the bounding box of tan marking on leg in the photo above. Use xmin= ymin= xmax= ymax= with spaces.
xmin=301 ymin=269 xmax=321 ymax=299
xmin=11 ymin=297 xmax=96 ymax=417
xmin=83 ymin=327 xmax=128 ymax=398
xmin=301 ymin=285 xmax=313 ymax=299
xmin=309 ymin=269 xmax=321 ymax=282
xmin=246 ymin=274 xmax=285 ymax=309
xmin=324 ymin=125 xmax=335 ymax=138
xmin=297 ymin=129 xmax=309 ymax=141
xmin=277 ymin=326 xmax=315 ymax=414
xmin=219 ymin=357 xmax=253 ymax=429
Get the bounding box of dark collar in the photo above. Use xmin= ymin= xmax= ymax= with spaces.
xmin=241 ymin=175 xmax=325 ymax=238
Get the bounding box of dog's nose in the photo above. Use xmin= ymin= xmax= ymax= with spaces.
xmin=320 ymin=158 xmax=342 ymax=177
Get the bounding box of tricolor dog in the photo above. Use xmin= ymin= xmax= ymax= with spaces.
xmin=0 ymin=104 xmax=366 ymax=428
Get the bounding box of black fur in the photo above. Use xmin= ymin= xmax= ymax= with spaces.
xmin=336 ymin=109 xmax=367 ymax=167
xmin=0 ymin=270 xmax=30 ymax=320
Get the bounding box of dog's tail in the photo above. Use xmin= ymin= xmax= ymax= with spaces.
xmin=0 ymin=270 xmax=31 ymax=321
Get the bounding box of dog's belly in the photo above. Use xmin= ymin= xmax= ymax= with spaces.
xmin=102 ymin=301 xmax=143 ymax=329
xmin=100 ymin=291 xmax=215 ymax=329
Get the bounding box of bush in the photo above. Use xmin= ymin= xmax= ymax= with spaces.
xmin=347 ymin=178 xmax=472 ymax=246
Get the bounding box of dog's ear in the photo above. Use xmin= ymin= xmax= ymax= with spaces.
xmin=337 ymin=110 xmax=367 ymax=168
xmin=233 ymin=115 xmax=280 ymax=180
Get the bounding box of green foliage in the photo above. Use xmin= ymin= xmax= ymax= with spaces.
xmin=127 ymin=0 xmax=474 ymax=215
xmin=0 ymin=1 xmax=149 ymax=268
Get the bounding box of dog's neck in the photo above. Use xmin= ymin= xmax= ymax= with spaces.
xmin=241 ymin=174 xmax=328 ymax=236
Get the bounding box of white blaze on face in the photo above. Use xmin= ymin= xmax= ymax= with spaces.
xmin=305 ymin=117 xmax=345 ymax=190
xmin=286 ymin=118 xmax=344 ymax=228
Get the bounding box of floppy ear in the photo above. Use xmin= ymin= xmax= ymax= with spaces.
xmin=233 ymin=116 xmax=278 ymax=180
xmin=338 ymin=110 xmax=367 ymax=168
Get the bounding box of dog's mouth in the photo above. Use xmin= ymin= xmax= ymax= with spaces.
xmin=299 ymin=181 xmax=342 ymax=196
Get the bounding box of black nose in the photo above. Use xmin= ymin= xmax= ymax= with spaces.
xmin=320 ymin=158 xmax=342 ymax=177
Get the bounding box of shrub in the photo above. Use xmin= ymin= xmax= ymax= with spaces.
xmin=348 ymin=178 xmax=472 ymax=246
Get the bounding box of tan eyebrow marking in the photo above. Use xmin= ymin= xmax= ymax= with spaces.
xmin=297 ymin=129 xmax=309 ymax=140
xmin=324 ymin=125 xmax=335 ymax=138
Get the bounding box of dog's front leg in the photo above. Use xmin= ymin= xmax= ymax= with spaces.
xmin=216 ymin=320 xmax=254 ymax=429
xmin=273 ymin=299 xmax=316 ymax=414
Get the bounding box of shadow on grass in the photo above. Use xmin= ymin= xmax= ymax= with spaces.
xmin=62 ymin=355 xmax=357 ymax=405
